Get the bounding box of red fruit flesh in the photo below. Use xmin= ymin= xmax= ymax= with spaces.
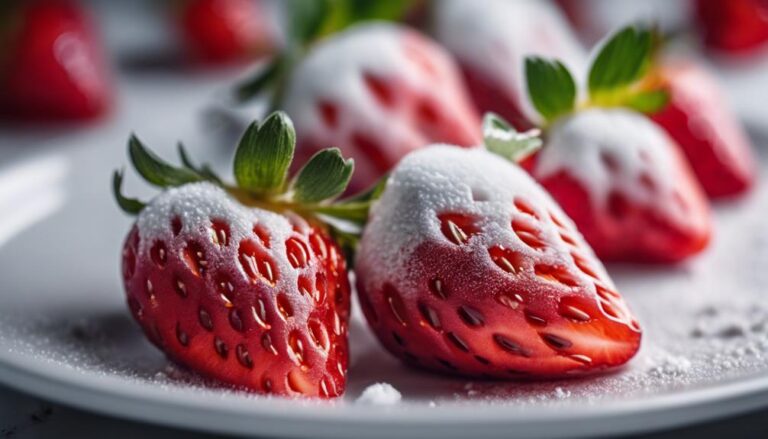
xmin=122 ymin=210 xmax=349 ymax=397
xmin=179 ymin=0 xmax=274 ymax=65
xmin=695 ymin=0 xmax=768 ymax=55
xmin=0 ymin=0 xmax=112 ymax=121
xmin=651 ymin=62 xmax=755 ymax=199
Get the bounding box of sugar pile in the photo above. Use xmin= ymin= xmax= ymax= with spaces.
xmin=356 ymin=383 xmax=402 ymax=406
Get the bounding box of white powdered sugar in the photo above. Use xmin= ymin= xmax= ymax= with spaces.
xmin=282 ymin=22 xmax=477 ymax=187
xmin=356 ymin=383 xmax=402 ymax=406
xmin=536 ymin=108 xmax=699 ymax=221
xmin=433 ymin=0 xmax=586 ymax=124
xmin=134 ymin=182 xmax=310 ymax=317
xmin=357 ymin=145 xmax=604 ymax=295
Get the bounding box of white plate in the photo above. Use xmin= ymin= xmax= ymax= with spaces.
xmin=2 ymin=67 xmax=768 ymax=439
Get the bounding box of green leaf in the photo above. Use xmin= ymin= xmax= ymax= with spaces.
xmin=112 ymin=169 xmax=145 ymax=215
xmin=625 ymin=90 xmax=669 ymax=114
xmin=234 ymin=57 xmax=285 ymax=103
xmin=128 ymin=135 xmax=203 ymax=188
xmin=482 ymin=113 xmax=543 ymax=163
xmin=177 ymin=142 xmax=223 ymax=184
xmin=339 ymin=174 xmax=388 ymax=205
xmin=288 ymin=0 xmax=331 ymax=43
xmin=345 ymin=0 xmax=411 ymax=22
xmin=525 ymin=57 xmax=576 ymax=122
xmin=313 ymin=201 xmax=371 ymax=224
xmin=291 ymin=148 xmax=354 ymax=203
xmin=233 ymin=111 xmax=296 ymax=195
xmin=588 ymin=25 xmax=653 ymax=100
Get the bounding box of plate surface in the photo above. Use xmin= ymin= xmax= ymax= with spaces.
xmin=2 ymin=66 xmax=768 ymax=439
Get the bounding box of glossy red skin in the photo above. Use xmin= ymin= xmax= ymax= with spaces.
xmin=0 ymin=0 xmax=112 ymax=121
xmin=121 ymin=214 xmax=350 ymax=398
xmin=356 ymin=210 xmax=641 ymax=379
xmin=651 ymin=62 xmax=755 ymax=199
xmin=525 ymin=156 xmax=712 ymax=264
xmin=179 ymin=0 xmax=274 ymax=65
xmin=695 ymin=0 xmax=768 ymax=55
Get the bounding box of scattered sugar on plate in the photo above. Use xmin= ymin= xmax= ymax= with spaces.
xmin=356 ymin=383 xmax=402 ymax=406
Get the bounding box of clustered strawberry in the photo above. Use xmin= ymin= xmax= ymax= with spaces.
xmin=112 ymin=7 xmax=757 ymax=399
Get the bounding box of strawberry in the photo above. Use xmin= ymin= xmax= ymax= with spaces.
xmin=523 ymin=26 xmax=711 ymax=263
xmin=176 ymin=0 xmax=276 ymax=65
xmin=433 ymin=0 xmax=585 ymax=130
xmin=113 ymin=112 xmax=360 ymax=397
xmin=237 ymin=22 xmax=482 ymax=193
xmin=650 ymin=60 xmax=756 ymax=198
xmin=695 ymin=0 xmax=768 ymax=56
xmin=355 ymin=138 xmax=641 ymax=378
xmin=0 ymin=0 xmax=112 ymax=121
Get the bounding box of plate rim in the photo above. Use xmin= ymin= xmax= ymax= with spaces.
xmin=2 ymin=346 xmax=768 ymax=438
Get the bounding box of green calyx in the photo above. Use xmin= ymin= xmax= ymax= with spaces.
xmin=525 ymin=24 xmax=669 ymax=126
xmin=113 ymin=111 xmax=378 ymax=234
xmin=234 ymin=0 xmax=413 ymax=108
xmin=482 ymin=113 xmax=543 ymax=163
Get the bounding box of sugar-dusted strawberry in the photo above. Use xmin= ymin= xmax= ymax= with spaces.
xmin=523 ymin=26 xmax=711 ymax=263
xmin=695 ymin=0 xmax=768 ymax=56
xmin=0 ymin=0 xmax=112 ymax=121
xmin=433 ymin=0 xmax=585 ymax=130
xmin=114 ymin=112 xmax=359 ymax=397
xmin=355 ymin=140 xmax=641 ymax=378
xmin=280 ymin=23 xmax=481 ymax=192
xmin=175 ymin=0 xmax=276 ymax=65
xmin=650 ymin=60 xmax=756 ymax=198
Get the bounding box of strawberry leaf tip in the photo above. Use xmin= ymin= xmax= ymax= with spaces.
xmin=112 ymin=169 xmax=146 ymax=215
xmin=291 ymin=148 xmax=354 ymax=203
xmin=129 ymin=134 xmax=204 ymax=188
xmin=233 ymin=111 xmax=296 ymax=196
xmin=483 ymin=113 xmax=543 ymax=162
xmin=525 ymin=57 xmax=576 ymax=123
xmin=588 ymin=25 xmax=653 ymax=103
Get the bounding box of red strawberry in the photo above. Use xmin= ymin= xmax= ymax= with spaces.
xmin=650 ymin=61 xmax=756 ymax=198
xmin=523 ymin=26 xmax=712 ymax=263
xmin=355 ymin=145 xmax=641 ymax=378
xmin=530 ymin=108 xmax=711 ymax=263
xmin=176 ymin=0 xmax=276 ymax=65
xmin=433 ymin=0 xmax=585 ymax=130
xmin=0 ymin=0 xmax=112 ymax=121
xmin=280 ymin=23 xmax=482 ymax=193
xmin=695 ymin=0 xmax=768 ymax=55
xmin=114 ymin=112 xmax=357 ymax=397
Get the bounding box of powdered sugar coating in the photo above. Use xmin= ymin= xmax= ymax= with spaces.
xmin=135 ymin=182 xmax=305 ymax=314
xmin=434 ymin=0 xmax=585 ymax=124
xmin=282 ymin=22 xmax=481 ymax=190
xmin=355 ymin=383 xmax=402 ymax=406
xmin=357 ymin=145 xmax=610 ymax=295
xmin=538 ymin=108 xmax=695 ymax=220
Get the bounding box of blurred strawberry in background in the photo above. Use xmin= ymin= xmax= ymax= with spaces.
xmin=433 ymin=0 xmax=584 ymax=130
xmin=175 ymin=0 xmax=277 ymax=66
xmin=694 ymin=0 xmax=768 ymax=56
xmin=650 ymin=60 xmax=756 ymax=198
xmin=0 ymin=0 xmax=112 ymax=122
